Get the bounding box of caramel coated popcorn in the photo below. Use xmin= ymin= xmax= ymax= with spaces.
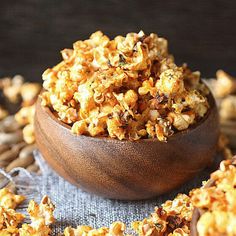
xmin=2 ymin=75 xmax=24 ymax=103
xmin=63 ymin=221 xmax=126 ymax=236
xmin=0 ymin=188 xmax=25 ymax=210
xmin=132 ymin=194 xmax=192 ymax=236
xmin=42 ymin=31 xmax=209 ymax=141
xmin=15 ymin=92 xmax=39 ymax=144
xmin=190 ymin=158 xmax=236 ymax=236
xmin=0 ymin=189 xmax=55 ymax=236
xmin=0 ymin=206 xmax=25 ymax=230
xmin=19 ymin=196 xmax=55 ymax=236
xmin=20 ymin=83 xmax=41 ymax=106
xmin=214 ymin=70 xmax=236 ymax=98
xmin=210 ymin=70 xmax=236 ymax=122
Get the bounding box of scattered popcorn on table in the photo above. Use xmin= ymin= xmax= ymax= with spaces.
xmin=0 ymin=190 xmax=55 ymax=236
xmin=63 ymin=221 xmax=126 ymax=236
xmin=132 ymin=194 xmax=192 ymax=236
xmin=42 ymin=31 xmax=210 ymax=141
xmin=19 ymin=196 xmax=55 ymax=236
xmin=0 ymin=206 xmax=25 ymax=231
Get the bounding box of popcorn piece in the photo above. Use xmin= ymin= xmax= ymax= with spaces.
xmin=3 ymin=75 xmax=24 ymax=103
xmin=197 ymin=211 xmax=236 ymax=236
xmin=157 ymin=68 xmax=185 ymax=96
xmin=28 ymin=195 xmax=55 ymax=226
xmin=71 ymin=120 xmax=88 ymax=135
xmin=15 ymin=105 xmax=35 ymax=126
xmin=63 ymin=225 xmax=93 ymax=236
xmin=0 ymin=188 xmax=25 ymax=209
xmin=220 ymin=95 xmax=236 ymax=120
xmin=168 ymin=226 xmax=190 ymax=236
xmin=168 ymin=112 xmax=195 ymax=131
xmin=214 ymin=70 xmax=236 ymax=98
xmin=0 ymin=190 xmax=55 ymax=236
xmin=15 ymin=105 xmax=36 ymax=144
xmin=20 ymin=83 xmax=41 ymax=105
xmin=19 ymin=222 xmax=51 ymax=236
xmin=63 ymin=222 xmax=125 ymax=236
xmin=0 ymin=206 xmax=25 ymax=230
xmin=0 ymin=226 xmax=19 ymax=236
xmin=22 ymin=124 xmax=35 ymax=144
xmin=162 ymin=194 xmax=193 ymax=223
xmin=19 ymin=196 xmax=55 ymax=236
xmin=109 ymin=221 xmax=126 ymax=236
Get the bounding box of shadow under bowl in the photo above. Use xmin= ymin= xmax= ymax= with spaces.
xmin=34 ymin=92 xmax=219 ymax=200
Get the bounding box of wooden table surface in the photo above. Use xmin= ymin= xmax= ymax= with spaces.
xmin=0 ymin=0 xmax=236 ymax=81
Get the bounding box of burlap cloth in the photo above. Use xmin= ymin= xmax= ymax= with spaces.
xmin=0 ymin=151 xmax=222 ymax=235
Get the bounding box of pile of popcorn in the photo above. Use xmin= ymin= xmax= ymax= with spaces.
xmin=0 ymin=187 xmax=55 ymax=235
xmin=42 ymin=31 xmax=209 ymax=141
xmin=190 ymin=158 xmax=236 ymax=236
xmin=131 ymin=194 xmax=192 ymax=236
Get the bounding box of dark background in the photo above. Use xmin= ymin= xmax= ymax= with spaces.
xmin=0 ymin=0 xmax=236 ymax=82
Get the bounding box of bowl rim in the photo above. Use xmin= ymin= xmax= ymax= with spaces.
xmin=37 ymin=86 xmax=217 ymax=144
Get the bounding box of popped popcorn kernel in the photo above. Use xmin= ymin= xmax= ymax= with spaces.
xmin=0 ymin=188 xmax=25 ymax=210
xmin=63 ymin=222 xmax=125 ymax=236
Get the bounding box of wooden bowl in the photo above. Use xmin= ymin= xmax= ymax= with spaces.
xmin=190 ymin=156 xmax=236 ymax=236
xmin=34 ymin=92 xmax=219 ymax=200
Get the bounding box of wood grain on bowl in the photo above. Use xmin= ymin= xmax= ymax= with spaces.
xmin=34 ymin=92 xmax=219 ymax=200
